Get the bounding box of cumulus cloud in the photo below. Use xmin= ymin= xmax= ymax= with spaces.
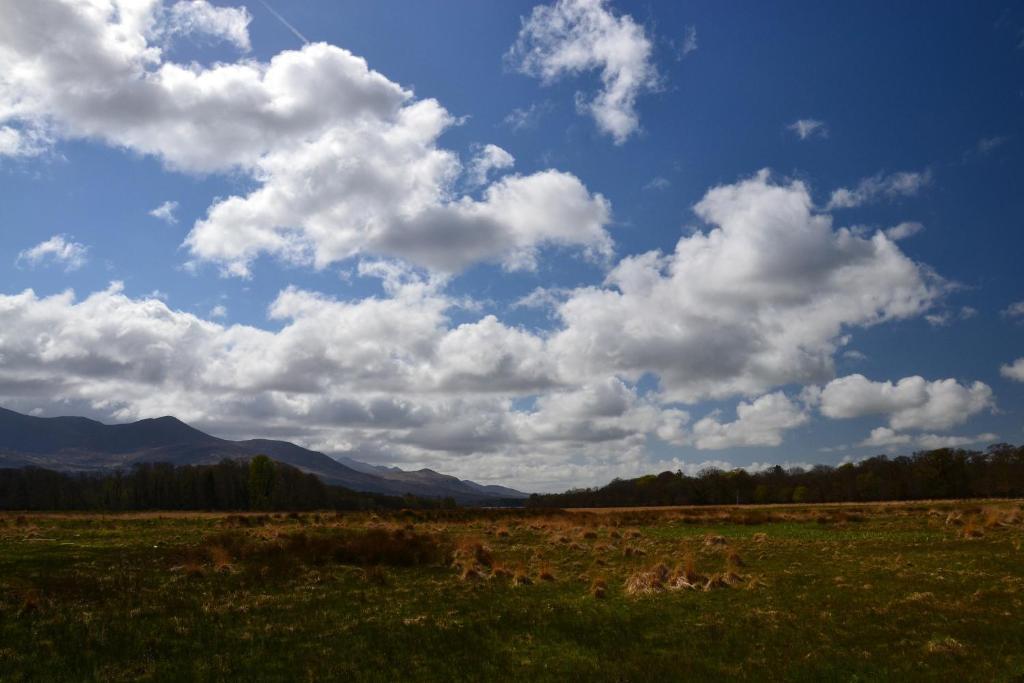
xmin=884 ymin=221 xmax=923 ymax=241
xmin=860 ymin=426 xmax=912 ymax=448
xmin=466 ymin=144 xmax=515 ymax=188
xmin=0 ymin=164 xmax=963 ymax=489
xmin=149 ymin=200 xmax=179 ymax=224
xmin=16 ymin=235 xmax=89 ymax=271
xmin=164 ymin=0 xmax=252 ymax=51
xmin=787 ymin=118 xmax=827 ymax=140
xmin=0 ymin=280 xmax=699 ymax=490
xmin=819 ymin=374 xmax=994 ymax=431
xmin=547 ymin=170 xmax=944 ymax=402
xmin=826 ymin=170 xmax=932 ymax=210
xmin=1001 ymin=358 xmax=1024 ymax=382
xmin=0 ymin=124 xmax=51 ymax=158
xmin=914 ymin=432 xmax=999 ymax=450
xmin=508 ymin=0 xmax=658 ymax=143
xmin=860 ymin=427 xmax=997 ymax=450
xmin=0 ymin=0 xmax=612 ymax=275
xmin=689 ymin=392 xmax=808 ymax=449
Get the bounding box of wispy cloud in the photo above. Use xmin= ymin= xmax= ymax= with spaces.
xmin=643 ymin=176 xmax=670 ymax=191
xmin=680 ymin=25 xmax=698 ymax=57
xmin=16 ymin=235 xmax=89 ymax=271
xmin=149 ymin=200 xmax=179 ymax=224
xmin=787 ymin=118 xmax=828 ymax=140
xmin=826 ymin=169 xmax=931 ymax=210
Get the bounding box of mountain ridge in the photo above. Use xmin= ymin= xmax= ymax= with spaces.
xmin=0 ymin=407 xmax=526 ymax=503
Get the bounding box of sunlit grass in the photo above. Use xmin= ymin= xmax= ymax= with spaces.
xmin=1 ymin=501 xmax=1023 ymax=681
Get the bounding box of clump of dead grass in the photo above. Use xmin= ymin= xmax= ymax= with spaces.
xmin=924 ymin=636 xmax=966 ymax=655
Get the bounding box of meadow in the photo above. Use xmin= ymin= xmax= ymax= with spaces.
xmin=1 ymin=501 xmax=1023 ymax=682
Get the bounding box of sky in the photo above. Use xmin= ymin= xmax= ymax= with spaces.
xmin=1 ymin=0 xmax=1023 ymax=492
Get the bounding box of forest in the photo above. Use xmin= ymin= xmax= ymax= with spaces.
xmin=0 ymin=456 xmax=454 ymax=511
xmin=526 ymin=444 xmax=1024 ymax=508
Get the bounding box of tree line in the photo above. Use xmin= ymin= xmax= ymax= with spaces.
xmin=0 ymin=456 xmax=456 ymax=511
xmin=527 ymin=444 xmax=1024 ymax=508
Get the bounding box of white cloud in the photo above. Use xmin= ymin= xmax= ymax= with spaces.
xmin=1003 ymin=301 xmax=1024 ymax=320
xmin=884 ymin=221 xmax=923 ymax=241
xmin=208 ymin=304 xmax=227 ymax=319
xmin=149 ymin=200 xmax=179 ymax=224
xmin=0 ymin=124 xmax=51 ymax=158
xmin=788 ymin=119 xmax=827 ymax=140
xmin=973 ymin=136 xmax=1008 ymax=156
xmin=860 ymin=426 xmax=912 ymax=447
xmin=925 ymin=306 xmax=977 ymax=328
xmin=1001 ymin=358 xmax=1024 ymax=382
xmin=0 ymin=1 xmax=612 ymax=275
xmin=164 ymin=0 xmax=252 ymax=51
xmin=548 ymin=170 xmax=944 ymax=402
xmin=859 ymin=427 xmax=997 ymax=450
xmin=680 ymin=25 xmax=698 ymax=57
xmin=819 ymin=374 xmax=994 ymax=431
xmin=643 ymin=176 xmax=670 ymax=191
xmin=826 ymin=170 xmax=931 ymax=210
xmin=914 ymin=432 xmax=999 ymax=450
xmin=16 ymin=235 xmax=89 ymax=271
xmin=503 ymin=102 xmax=549 ymax=131
xmin=689 ymin=392 xmax=808 ymax=449
xmin=466 ymin=144 xmax=515 ymax=188
xmin=508 ymin=0 xmax=658 ymax=143
xmin=0 ymin=281 xmax=696 ymax=490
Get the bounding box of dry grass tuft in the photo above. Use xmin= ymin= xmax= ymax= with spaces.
xmin=726 ymin=549 xmax=746 ymax=569
xmin=208 ymin=545 xmax=234 ymax=574
xmin=490 ymin=565 xmax=514 ymax=580
xmin=752 ymin=532 xmax=768 ymax=543
xmin=959 ymin=519 xmax=984 ymax=539
xmin=452 ymin=540 xmax=493 ymax=571
xmin=703 ymin=534 xmax=727 ymax=547
xmin=590 ymin=577 xmax=607 ymax=599
xmin=512 ymin=569 xmax=532 ymax=586
xmin=459 ymin=566 xmax=482 ymax=582
xmin=624 ymin=567 xmax=666 ymax=596
xmin=924 ymin=636 xmax=966 ymax=655
xmin=703 ymin=574 xmax=730 ymax=591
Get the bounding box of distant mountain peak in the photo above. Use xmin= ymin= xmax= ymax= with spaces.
xmin=0 ymin=406 xmax=527 ymax=503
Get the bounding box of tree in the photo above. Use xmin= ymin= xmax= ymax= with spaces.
xmin=248 ymin=455 xmax=276 ymax=511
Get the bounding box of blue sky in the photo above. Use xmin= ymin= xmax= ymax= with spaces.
xmin=1 ymin=0 xmax=1022 ymax=491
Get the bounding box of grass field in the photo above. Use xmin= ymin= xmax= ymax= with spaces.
xmin=2 ymin=501 xmax=1023 ymax=682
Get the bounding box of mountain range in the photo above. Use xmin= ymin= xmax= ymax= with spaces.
xmin=0 ymin=406 xmax=526 ymax=503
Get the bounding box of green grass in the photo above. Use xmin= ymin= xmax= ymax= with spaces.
xmin=1 ymin=502 xmax=1023 ymax=682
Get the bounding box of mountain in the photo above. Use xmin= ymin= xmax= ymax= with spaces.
xmin=0 ymin=407 xmax=526 ymax=503
xmin=335 ymin=456 xmax=529 ymax=501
